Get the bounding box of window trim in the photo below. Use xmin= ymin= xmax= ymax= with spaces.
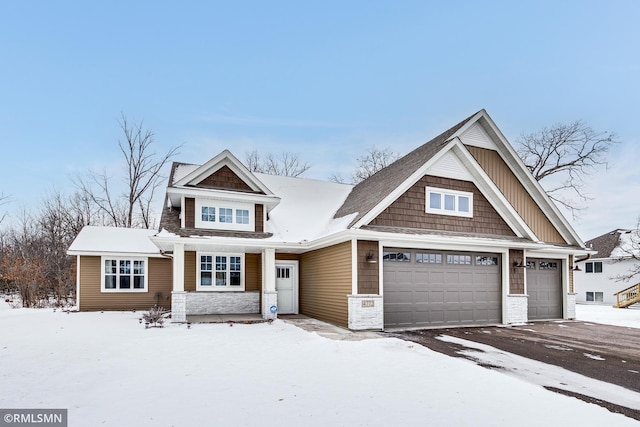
xmin=585 ymin=261 xmax=603 ymax=274
xmin=194 ymin=199 xmax=254 ymax=232
xmin=425 ymin=187 xmax=473 ymax=218
xmin=101 ymin=256 xmax=148 ymax=293
xmin=196 ymin=252 xmax=245 ymax=291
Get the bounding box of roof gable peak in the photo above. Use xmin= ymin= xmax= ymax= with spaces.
xmin=173 ymin=150 xmax=273 ymax=195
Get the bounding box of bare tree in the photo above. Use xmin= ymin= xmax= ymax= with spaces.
xmin=516 ymin=120 xmax=618 ymax=218
xmin=0 ymin=193 xmax=9 ymax=224
xmin=608 ymin=224 xmax=640 ymax=283
xmin=77 ymin=114 xmax=180 ymax=228
xmin=244 ymin=150 xmax=310 ymax=177
xmin=331 ymin=146 xmax=400 ymax=184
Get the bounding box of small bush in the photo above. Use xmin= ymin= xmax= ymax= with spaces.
xmin=142 ymin=307 xmax=168 ymax=328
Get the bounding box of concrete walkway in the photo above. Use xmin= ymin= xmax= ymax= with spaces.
xmin=280 ymin=315 xmax=383 ymax=341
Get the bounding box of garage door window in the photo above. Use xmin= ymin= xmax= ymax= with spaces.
xmin=476 ymin=256 xmax=498 ymax=266
xmin=539 ymin=261 xmax=558 ymax=270
xmin=383 ymin=251 xmax=411 ymax=262
xmin=525 ymin=261 xmax=536 ymax=269
xmin=447 ymin=254 xmax=472 ymax=265
xmin=416 ymin=253 xmax=442 ymax=264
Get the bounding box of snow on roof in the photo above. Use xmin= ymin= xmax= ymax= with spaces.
xmin=172 ymin=163 xmax=199 ymax=185
xmin=254 ymin=173 xmax=356 ymax=242
xmin=68 ymin=226 xmax=160 ymax=255
xmin=610 ymin=229 xmax=640 ymax=259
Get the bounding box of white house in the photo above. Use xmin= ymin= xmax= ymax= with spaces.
xmin=574 ymin=229 xmax=640 ymax=306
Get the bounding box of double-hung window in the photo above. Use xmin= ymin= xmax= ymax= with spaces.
xmin=425 ymin=187 xmax=473 ymax=218
xmin=197 ymin=253 xmax=244 ymax=290
xmin=102 ymin=258 xmax=147 ymax=292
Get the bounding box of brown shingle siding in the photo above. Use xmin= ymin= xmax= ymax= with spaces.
xmin=195 ymin=165 xmax=255 ymax=192
xmin=371 ymin=175 xmax=515 ymax=236
xmin=357 ymin=240 xmax=379 ymax=294
xmin=185 ymin=198 xmax=195 ymax=228
xmin=509 ymin=249 xmax=525 ymax=294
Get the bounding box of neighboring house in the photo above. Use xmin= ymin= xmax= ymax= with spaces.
xmin=68 ymin=109 xmax=590 ymax=330
xmin=574 ymin=229 xmax=640 ymax=306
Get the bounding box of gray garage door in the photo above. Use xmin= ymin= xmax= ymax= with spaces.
xmin=526 ymin=258 xmax=562 ymax=320
xmin=383 ymin=249 xmax=502 ymax=329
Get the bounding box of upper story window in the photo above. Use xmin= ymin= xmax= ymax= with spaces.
xmin=194 ymin=199 xmax=254 ymax=232
xmin=585 ymin=261 xmax=603 ymax=273
xmin=425 ymin=187 xmax=473 ymax=218
xmin=102 ymin=257 xmax=147 ymax=292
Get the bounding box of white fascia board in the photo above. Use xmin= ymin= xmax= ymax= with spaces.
xmin=167 ymin=186 xmax=281 ymax=211
xmin=149 ymin=235 xmax=309 ymax=254
xmin=173 ymin=150 xmax=273 ymax=195
xmin=66 ymin=250 xmax=165 ymax=258
xmin=470 ymin=113 xmax=585 ymax=248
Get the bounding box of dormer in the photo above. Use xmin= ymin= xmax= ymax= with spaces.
xmin=163 ymin=150 xmax=280 ymax=236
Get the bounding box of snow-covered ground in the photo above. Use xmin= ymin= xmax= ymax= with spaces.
xmin=1 ymin=302 xmax=638 ymax=426
xmin=576 ymin=303 xmax=640 ymax=329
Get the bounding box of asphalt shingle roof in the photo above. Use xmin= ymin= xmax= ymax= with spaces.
xmin=334 ymin=111 xmax=479 ymax=227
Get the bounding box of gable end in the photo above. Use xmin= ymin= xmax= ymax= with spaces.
xmin=465 ymin=145 xmax=565 ymax=244
xmin=193 ymin=165 xmax=259 ymax=193
xmin=370 ymin=175 xmax=515 ymax=237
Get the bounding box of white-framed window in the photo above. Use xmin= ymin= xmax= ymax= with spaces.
xmin=101 ymin=257 xmax=148 ymax=292
xmin=194 ymin=199 xmax=254 ymax=231
xmin=236 ymin=209 xmax=249 ymax=224
xmin=201 ymin=206 xmax=216 ymax=222
xmin=197 ymin=252 xmax=245 ymax=291
xmin=586 ymin=291 xmax=604 ymax=302
xmin=425 ymin=187 xmax=473 ymax=218
xmin=585 ymin=261 xmax=603 ymax=274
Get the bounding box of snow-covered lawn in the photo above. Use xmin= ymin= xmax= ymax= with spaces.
xmin=1 ymin=303 xmax=638 ymax=426
xmin=576 ymin=303 xmax=640 ymax=329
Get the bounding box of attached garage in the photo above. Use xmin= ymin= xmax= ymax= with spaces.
xmin=526 ymin=258 xmax=562 ymax=320
xmin=383 ymin=249 xmax=502 ymax=329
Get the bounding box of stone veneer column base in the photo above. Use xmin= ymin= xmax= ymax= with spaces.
xmin=505 ymin=294 xmax=528 ymax=324
xmin=171 ymin=291 xmax=187 ymax=323
xmin=567 ymin=293 xmax=577 ymax=319
xmin=262 ymin=291 xmax=278 ymax=320
xmin=348 ymin=295 xmax=383 ymax=331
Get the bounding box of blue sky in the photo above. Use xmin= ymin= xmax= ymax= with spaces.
xmin=1 ymin=1 xmax=639 ymax=239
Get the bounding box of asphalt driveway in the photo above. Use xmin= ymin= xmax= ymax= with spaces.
xmin=390 ymin=320 xmax=640 ymax=420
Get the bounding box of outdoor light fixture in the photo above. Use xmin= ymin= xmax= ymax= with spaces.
xmin=513 ymin=259 xmax=526 ymax=268
xmin=572 ymin=265 xmax=582 ymax=271
xmin=366 ymin=250 xmax=378 ymax=264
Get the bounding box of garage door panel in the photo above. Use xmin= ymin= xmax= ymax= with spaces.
xmin=526 ymin=258 xmax=562 ymax=320
xmin=384 ymin=249 xmax=502 ymax=328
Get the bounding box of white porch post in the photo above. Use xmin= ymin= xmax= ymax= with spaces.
xmin=262 ymin=248 xmax=277 ymax=320
xmin=171 ymin=243 xmax=187 ymax=322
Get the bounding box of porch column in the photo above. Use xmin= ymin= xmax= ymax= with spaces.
xmin=173 ymin=243 xmax=185 ymax=292
xmin=262 ymin=248 xmax=277 ymax=320
xmin=171 ymin=243 xmax=186 ymax=322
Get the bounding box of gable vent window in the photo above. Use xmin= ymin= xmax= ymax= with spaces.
xmin=425 ymin=187 xmax=473 ymax=218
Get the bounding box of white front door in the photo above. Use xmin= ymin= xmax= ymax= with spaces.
xmin=276 ymin=262 xmax=298 ymax=314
